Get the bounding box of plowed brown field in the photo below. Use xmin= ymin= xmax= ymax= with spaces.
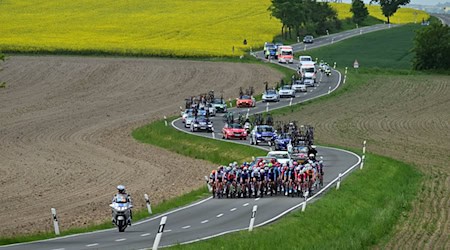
xmin=0 ymin=56 xmax=282 ymax=237
xmin=279 ymin=74 xmax=450 ymax=249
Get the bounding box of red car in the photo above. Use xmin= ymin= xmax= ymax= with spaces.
xmin=222 ymin=123 xmax=247 ymax=140
xmin=236 ymin=95 xmax=256 ymax=108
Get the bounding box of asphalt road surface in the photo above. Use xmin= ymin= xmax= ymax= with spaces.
xmin=434 ymin=14 xmax=450 ymax=25
xmin=0 ymin=24 xmax=383 ymax=250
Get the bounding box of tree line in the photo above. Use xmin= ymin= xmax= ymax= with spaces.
xmin=268 ymin=0 xmax=341 ymax=39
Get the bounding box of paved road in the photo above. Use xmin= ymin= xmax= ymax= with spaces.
xmin=434 ymin=14 xmax=450 ymax=25
xmin=254 ymin=23 xmax=397 ymax=59
xmin=1 ymin=25 xmax=383 ymax=250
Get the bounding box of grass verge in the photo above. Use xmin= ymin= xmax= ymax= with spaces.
xmin=169 ymin=152 xmax=421 ymax=249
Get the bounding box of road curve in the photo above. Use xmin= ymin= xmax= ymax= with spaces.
xmin=0 ymin=24 xmax=389 ymax=250
xmin=433 ymin=14 xmax=450 ymax=25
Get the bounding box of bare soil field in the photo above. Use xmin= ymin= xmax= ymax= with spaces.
xmin=279 ymin=74 xmax=450 ymax=249
xmin=0 ymin=56 xmax=282 ymax=237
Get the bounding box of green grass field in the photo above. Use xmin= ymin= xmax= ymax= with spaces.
xmin=303 ymin=24 xmax=423 ymax=70
xmin=0 ymin=1 xmax=428 ymax=57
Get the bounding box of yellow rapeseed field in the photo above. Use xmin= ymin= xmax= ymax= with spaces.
xmin=0 ymin=1 xmax=429 ymax=57
xmin=331 ymin=3 xmax=429 ymax=24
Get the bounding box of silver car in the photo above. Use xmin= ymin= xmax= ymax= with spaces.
xmin=292 ymin=80 xmax=307 ymax=92
xmin=185 ymin=114 xmax=195 ymax=128
xmin=278 ymin=85 xmax=296 ymax=98
xmin=262 ymin=89 xmax=280 ymax=102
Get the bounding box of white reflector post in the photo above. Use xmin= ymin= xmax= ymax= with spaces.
xmin=336 ymin=173 xmax=342 ymax=190
xmin=51 ymin=208 xmax=60 ymax=235
xmin=144 ymin=194 xmax=152 ymax=215
xmin=152 ymin=216 xmax=167 ymax=250
xmin=248 ymin=205 xmax=258 ymax=232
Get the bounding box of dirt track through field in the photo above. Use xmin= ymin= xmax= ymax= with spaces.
xmin=0 ymin=56 xmax=282 ymax=237
xmin=279 ymin=74 xmax=450 ymax=249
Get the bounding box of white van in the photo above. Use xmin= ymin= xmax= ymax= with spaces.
xmin=300 ymin=64 xmax=317 ymax=83
xmin=298 ymin=56 xmax=314 ymax=67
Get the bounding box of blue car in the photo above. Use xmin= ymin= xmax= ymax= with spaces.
xmin=249 ymin=125 xmax=277 ymax=145
xmin=274 ymin=133 xmax=292 ymax=151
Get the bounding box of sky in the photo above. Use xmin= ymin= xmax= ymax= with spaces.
xmin=341 ymin=0 xmax=445 ymax=6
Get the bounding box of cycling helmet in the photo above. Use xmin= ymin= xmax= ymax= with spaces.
xmin=226 ymin=166 xmax=232 ymax=171
xmin=232 ymin=167 xmax=237 ymax=171
xmin=212 ymin=170 xmax=216 ymax=174
xmin=296 ymin=166 xmax=301 ymax=171
xmin=260 ymin=169 xmax=265 ymax=174
xmin=268 ymin=163 xmax=273 ymax=168
xmin=264 ymin=167 xmax=269 ymax=171
xmin=243 ymin=167 xmax=248 ymax=171
xmin=293 ymin=161 xmax=298 ymax=166
xmin=233 ymin=161 xmax=238 ymax=166
xmin=117 ymin=185 xmax=126 ymax=194
xmin=309 ymin=154 xmax=315 ymax=158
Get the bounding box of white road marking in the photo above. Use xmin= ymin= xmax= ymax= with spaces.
xmin=243 ymin=203 xmax=249 ymax=207
xmin=86 ymin=243 xmax=98 ymax=247
xmin=182 ymin=225 xmax=191 ymax=229
xmin=115 ymin=238 xmax=126 ymax=242
xmin=140 ymin=233 xmax=151 ymax=237
xmin=255 ymin=198 xmax=260 ymax=201
xmin=166 ymin=229 xmax=172 ymax=232
xmin=230 ymin=208 xmax=237 ymax=212
xmin=201 ymin=220 xmax=209 ymax=224
xmin=216 ymin=213 xmax=223 ymax=218
xmin=53 ymin=248 xmax=66 ymax=250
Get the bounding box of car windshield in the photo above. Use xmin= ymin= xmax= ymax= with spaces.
xmin=268 ymin=153 xmax=289 ymax=159
xmin=293 ymin=146 xmax=308 ymax=153
xmin=229 ymin=123 xmax=242 ymax=129
xmin=197 ymin=116 xmax=208 ymax=122
xmin=265 ymin=90 xmax=277 ymax=95
xmin=294 ymin=80 xmax=303 ymax=85
xmin=281 ymin=50 xmax=292 ymax=55
xmin=279 ymin=133 xmax=291 ymax=139
xmin=305 ymin=36 xmax=313 ymax=39
xmin=257 ymin=126 xmax=274 ymax=132
xmin=240 ymin=95 xmax=251 ymax=100
xmin=302 ymin=67 xmax=315 ymax=73
xmin=281 ymin=85 xmax=291 ymax=90
xmin=212 ymin=98 xmax=225 ymax=104
xmin=301 ymin=57 xmax=312 ymax=62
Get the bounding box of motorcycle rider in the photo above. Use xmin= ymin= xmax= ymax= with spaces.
xmin=112 ymin=185 xmax=133 ymax=225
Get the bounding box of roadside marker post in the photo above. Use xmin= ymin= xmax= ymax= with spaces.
xmin=336 ymin=173 xmax=342 ymax=190
xmin=164 ymin=116 xmax=168 ymax=126
xmin=51 ymin=208 xmax=60 ymax=236
xmin=212 ymin=132 xmax=215 ymax=139
xmin=343 ymin=75 xmax=347 ymax=84
xmin=333 ymin=62 xmax=337 ymax=69
xmin=360 ymin=155 xmax=366 ymax=170
xmin=248 ymin=205 xmax=258 ymax=231
xmin=304 ymin=45 xmax=307 ymax=51
xmin=363 ymin=140 xmax=367 ymax=154
xmin=331 ymin=37 xmax=334 ymax=44
xmin=246 ymin=108 xmax=250 ymax=119
xmin=289 ymin=97 xmax=293 ymax=106
xmin=328 ymin=86 xmax=331 ymax=94
xmin=345 ymin=67 xmax=348 ymax=74
xmin=144 ymin=194 xmax=153 ymax=215
xmin=152 ymin=216 xmax=167 ymax=250
xmin=326 ymin=29 xmax=329 ymax=36
xmin=266 ymin=102 xmax=269 ymax=112
xmin=360 ymin=29 xmax=362 ymax=35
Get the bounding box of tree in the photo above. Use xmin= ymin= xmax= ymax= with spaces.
xmin=370 ymin=0 xmax=410 ymax=24
xmin=350 ymin=0 xmax=369 ymax=25
xmin=412 ymin=22 xmax=450 ymax=71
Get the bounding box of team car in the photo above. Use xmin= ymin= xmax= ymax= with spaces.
xmin=205 ymin=103 xmax=216 ymax=116
xmin=222 ymin=123 xmax=247 ymax=140
xmin=292 ymin=80 xmax=307 ymax=92
xmin=278 ymin=85 xmax=296 ymax=98
xmin=274 ymin=133 xmax=293 ymax=151
xmin=211 ymin=98 xmax=227 ymax=113
xmin=290 ymin=146 xmax=309 ymax=164
xmin=266 ymin=151 xmax=293 ymax=165
xmin=236 ymin=95 xmax=256 ymax=108
xmin=249 ymin=125 xmax=277 ymax=145
xmin=181 ymin=109 xmax=194 ymax=123
xmin=184 ymin=114 xmax=196 ymax=128
xmin=262 ymin=89 xmax=280 ymax=102
xmin=303 ymin=35 xmax=314 ymax=44
xmin=190 ymin=116 xmax=214 ymax=132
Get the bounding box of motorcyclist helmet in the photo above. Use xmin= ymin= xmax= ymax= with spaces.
xmin=117 ymin=185 xmax=126 ymax=194
xmin=309 ymin=153 xmax=315 ymax=158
